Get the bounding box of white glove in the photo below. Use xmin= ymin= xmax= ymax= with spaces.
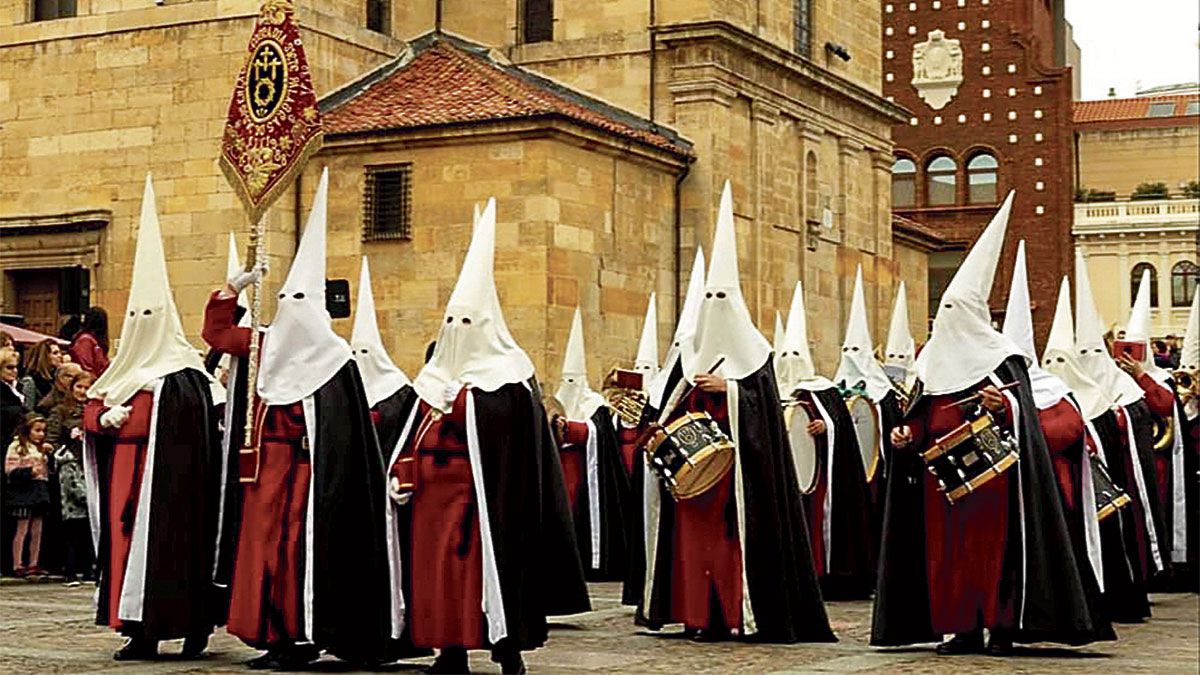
xmin=443 ymin=380 xmax=464 ymax=409
xmin=389 ymin=476 xmax=411 ymax=505
xmin=228 ymin=261 xmax=268 ymax=293
xmin=99 ymin=405 xmax=132 ymax=429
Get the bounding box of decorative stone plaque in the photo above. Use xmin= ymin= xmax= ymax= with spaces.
xmin=911 ymin=30 xmax=963 ymax=110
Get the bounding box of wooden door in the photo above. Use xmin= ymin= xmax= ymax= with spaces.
xmin=13 ymin=270 xmax=60 ymax=336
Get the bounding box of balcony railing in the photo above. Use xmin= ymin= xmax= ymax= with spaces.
xmin=1073 ymin=197 xmax=1200 ymax=235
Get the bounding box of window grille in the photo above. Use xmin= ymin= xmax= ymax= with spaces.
xmin=363 ymin=164 xmax=412 ymax=242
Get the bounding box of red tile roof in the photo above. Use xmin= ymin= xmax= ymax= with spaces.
xmin=891 ymin=213 xmax=952 ymax=251
xmin=321 ymin=33 xmax=692 ymax=157
xmin=1074 ymin=94 xmax=1198 ymax=123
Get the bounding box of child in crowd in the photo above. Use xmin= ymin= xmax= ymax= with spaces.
xmin=49 ymin=372 xmax=94 ymax=584
xmin=5 ymin=413 xmax=52 ymax=577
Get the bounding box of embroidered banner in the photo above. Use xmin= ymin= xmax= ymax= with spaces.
xmin=219 ymin=0 xmax=323 ymax=223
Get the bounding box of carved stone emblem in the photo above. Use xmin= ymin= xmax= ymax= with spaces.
xmin=911 ymin=30 xmax=963 ymax=110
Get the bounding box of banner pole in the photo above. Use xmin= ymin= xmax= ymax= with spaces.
xmin=243 ymin=217 xmax=265 ymax=447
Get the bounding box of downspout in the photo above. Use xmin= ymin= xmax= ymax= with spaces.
xmin=648 ymin=0 xmax=656 ymax=123
xmin=674 ymin=164 xmax=689 ymax=321
xmin=435 ymin=0 xmax=443 ymax=33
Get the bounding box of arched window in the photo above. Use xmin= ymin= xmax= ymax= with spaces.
xmin=1172 ymin=260 xmax=1199 ymax=306
xmin=1131 ymin=262 xmax=1158 ymax=308
xmin=805 ymin=151 xmax=819 ymax=222
xmin=892 ymin=157 xmax=916 ymax=207
xmin=926 ymin=155 xmax=957 ymax=206
xmin=967 ymin=153 xmax=998 ymax=204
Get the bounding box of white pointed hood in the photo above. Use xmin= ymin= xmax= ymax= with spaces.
xmin=884 ymin=281 xmax=916 ymax=387
xmin=916 ymin=191 xmax=1025 ymax=394
xmin=634 ymin=294 xmax=659 ymax=381
xmin=257 ymin=169 xmax=353 ymax=405
xmin=1181 ymin=288 xmax=1200 ymax=372
xmin=351 ymin=256 xmax=410 ymax=407
xmin=556 ymin=308 xmax=607 ymax=420
xmin=778 ymin=281 xmax=835 ymax=394
xmin=89 ymin=174 xmax=209 ymax=407
xmin=689 ymin=181 xmax=772 ymax=382
xmin=1042 ymin=277 xmax=1111 ymax=420
xmin=1124 ymin=268 xmax=1170 ymax=381
xmin=1002 ymin=241 xmax=1072 ymax=409
xmin=834 ymin=266 xmax=894 ymax=401
xmin=772 ymin=310 xmax=785 ymax=375
xmin=412 ymin=198 xmax=535 ymax=411
xmin=648 ymin=247 xmax=706 ymax=405
xmin=1074 ymin=249 xmax=1145 ymax=406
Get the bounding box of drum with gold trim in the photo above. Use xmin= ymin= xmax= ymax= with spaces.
xmin=921 ymin=410 xmax=1019 ymax=504
xmin=785 ymin=402 xmax=821 ymax=495
xmin=643 ymin=412 xmax=735 ymax=501
xmin=846 ymin=395 xmax=881 ymax=483
xmin=1091 ymin=455 xmax=1132 ymax=521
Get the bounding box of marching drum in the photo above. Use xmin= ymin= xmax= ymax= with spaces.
xmin=643 ymin=412 xmax=735 ymax=501
xmin=1091 ymin=455 xmax=1132 ymax=521
xmin=846 ymin=395 xmax=881 ymax=483
xmin=785 ymin=403 xmax=821 ymax=494
xmin=921 ymin=411 xmax=1019 ymax=504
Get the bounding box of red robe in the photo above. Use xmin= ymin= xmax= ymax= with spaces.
xmin=390 ymin=390 xmax=484 ymax=649
xmin=1040 ymin=398 xmax=1086 ymax=514
xmin=83 ymin=390 xmax=154 ymax=631
xmin=668 ymin=388 xmax=742 ymax=631
xmin=904 ymin=384 xmax=1015 ymax=634
xmin=201 ymin=291 xmax=310 ymax=648
xmin=558 ymin=420 xmax=590 ymax=513
xmin=792 ymin=391 xmax=829 ymax=578
xmin=617 ymin=421 xmax=639 ymax=477
xmin=1113 ymin=406 xmax=1153 ymax=579
xmin=1136 ymin=373 xmax=1176 ymax=521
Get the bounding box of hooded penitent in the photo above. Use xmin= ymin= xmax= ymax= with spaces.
xmin=646 ymin=248 xmax=705 ymax=408
xmin=777 ymin=281 xmax=835 ymax=395
xmin=1042 ymin=278 xmax=1111 ymax=421
xmin=412 ymin=199 xmax=535 ymax=412
xmin=1124 ymin=268 xmax=1172 ymax=382
xmin=634 ymin=294 xmax=659 ymax=382
xmin=1074 ymin=249 xmax=1146 ymax=407
xmin=82 ymin=174 xmax=221 ymax=641
xmin=256 ymin=169 xmax=353 ymax=406
xmin=884 ymin=282 xmax=916 ymax=388
xmin=1002 ymin=241 xmax=1072 ymax=410
xmin=351 ymin=256 xmax=411 ymax=408
xmin=834 ymin=266 xmax=895 ymax=403
xmin=915 ymin=191 xmax=1025 ymax=395
xmin=688 ymin=181 xmax=772 ymax=382
xmin=89 ymin=176 xmax=209 ymax=407
xmin=1182 ymin=288 xmax=1200 ymax=374
xmin=556 ymin=308 xmax=608 ymax=421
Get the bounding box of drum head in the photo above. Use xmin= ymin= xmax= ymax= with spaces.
xmin=847 ymin=396 xmax=881 ymax=482
xmin=786 ymin=404 xmax=820 ymax=494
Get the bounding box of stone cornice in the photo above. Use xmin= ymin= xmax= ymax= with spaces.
xmin=0 ymin=209 xmax=111 ymax=236
xmin=654 ymin=21 xmax=910 ymax=126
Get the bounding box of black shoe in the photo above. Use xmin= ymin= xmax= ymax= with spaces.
xmin=986 ymin=630 xmax=1014 ymax=656
xmin=274 ymin=643 xmax=321 ymax=671
xmin=246 ymin=650 xmax=280 ymax=670
xmin=181 ymin=633 xmax=209 ymax=659
xmin=936 ymin=631 xmax=984 ymax=655
xmin=426 ymin=647 xmax=470 ymax=674
xmin=498 ymin=653 xmax=525 ymax=675
xmin=690 ymin=627 xmax=727 ymax=643
xmin=113 ymin=637 xmax=159 ymax=661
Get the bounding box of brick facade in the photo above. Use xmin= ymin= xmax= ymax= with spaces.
xmin=883 ymin=0 xmax=1074 ymax=345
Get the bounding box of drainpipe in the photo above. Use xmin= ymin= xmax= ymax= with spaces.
xmin=674 ymin=164 xmax=690 ymax=320
xmin=648 ymin=0 xmax=656 ymax=123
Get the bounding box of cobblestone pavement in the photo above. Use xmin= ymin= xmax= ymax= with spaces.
xmin=0 ymin=579 xmax=1195 ymax=673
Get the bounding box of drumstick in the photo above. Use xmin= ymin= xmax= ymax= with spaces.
xmin=939 ymin=381 xmax=1020 ymax=410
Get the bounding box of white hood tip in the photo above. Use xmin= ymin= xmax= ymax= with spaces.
xmin=555 ymin=307 xmax=606 ymax=420
xmin=648 ymin=247 xmax=706 ymax=406
xmin=1002 ymin=240 xmax=1071 ymax=410
xmin=634 ymin=294 xmax=659 ymax=376
xmin=884 ymin=281 xmax=915 ymax=380
xmin=1042 ymin=276 xmax=1110 ymax=420
xmin=833 ymin=264 xmax=894 ymax=401
xmin=915 ymin=191 xmax=1025 ymax=395
xmin=1074 ymin=248 xmax=1145 ymax=407
xmin=777 ymin=281 xmax=833 ymax=394
xmin=1182 ymin=287 xmax=1200 ymax=371
xmin=88 ymin=173 xmax=208 ymax=407
xmin=351 ymin=256 xmax=411 ymax=407
xmin=256 ymin=167 xmax=354 ymax=406
xmin=690 ymin=180 xmax=772 ymax=382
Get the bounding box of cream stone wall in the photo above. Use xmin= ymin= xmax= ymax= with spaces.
xmin=1077 ymin=125 xmax=1200 ymax=197
xmin=312 ymin=131 xmax=683 ymax=385
xmin=0 ymin=1 xmax=403 ymax=342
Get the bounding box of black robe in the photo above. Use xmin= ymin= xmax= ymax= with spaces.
xmin=1124 ymin=399 xmax=1168 ymax=575
xmin=88 ymin=369 xmax=223 ymax=639
xmin=636 ymin=361 xmax=835 ymax=643
xmin=372 ymin=385 xmax=417 ymax=463
xmin=872 ymin=356 xmax=1114 ymax=647
xmin=420 ymin=381 xmax=590 ymax=652
xmin=1089 ymin=409 xmax=1152 ymax=623
xmin=215 ymin=360 xmax=397 ymax=662
xmin=570 ymin=406 xmax=631 ymax=582
xmin=807 ymin=387 xmax=875 ymax=600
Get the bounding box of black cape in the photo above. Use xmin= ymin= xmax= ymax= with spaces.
xmin=215 ymin=360 xmax=397 ymax=662
xmin=871 ymin=356 xmax=1114 ymax=646
xmin=1124 ymin=399 xmax=1169 ymax=576
xmin=569 ymin=406 xmax=631 ymax=582
xmin=807 ymin=387 xmax=875 ymax=600
xmin=636 ymin=361 xmax=835 ymax=643
xmin=372 ymin=385 xmax=418 ymax=463
xmin=1089 ymin=409 xmax=1152 ymax=622
xmin=89 ymin=369 xmax=223 ymax=639
xmin=414 ymin=381 xmax=590 ymax=652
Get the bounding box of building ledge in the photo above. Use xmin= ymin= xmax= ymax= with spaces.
xmin=0 ymin=210 xmax=111 ymax=236
xmin=891 ymin=213 xmax=953 ymax=252
xmin=1073 ymin=197 xmax=1200 ymax=235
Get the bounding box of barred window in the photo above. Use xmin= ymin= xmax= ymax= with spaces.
xmin=363 ymin=164 xmax=412 ymax=242
xmin=795 ymin=0 xmax=812 ymax=56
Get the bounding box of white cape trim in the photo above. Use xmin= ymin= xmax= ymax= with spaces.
xmin=466 ymin=391 xmax=509 ymax=644
xmin=118 ymin=379 xmax=163 ymax=622
xmin=384 ymin=404 xmax=419 ymax=639
xmin=1119 ymin=404 xmax=1163 ymax=572
xmin=213 ymin=355 xmax=241 ymax=583
xmin=726 ymin=382 xmax=757 ymax=636
xmin=585 ymin=418 xmax=601 ymax=571
xmin=809 ymin=394 xmax=835 ymax=570
xmin=302 ymin=396 xmax=318 ymax=641
xmin=990 ymin=373 xmax=1027 ymax=629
